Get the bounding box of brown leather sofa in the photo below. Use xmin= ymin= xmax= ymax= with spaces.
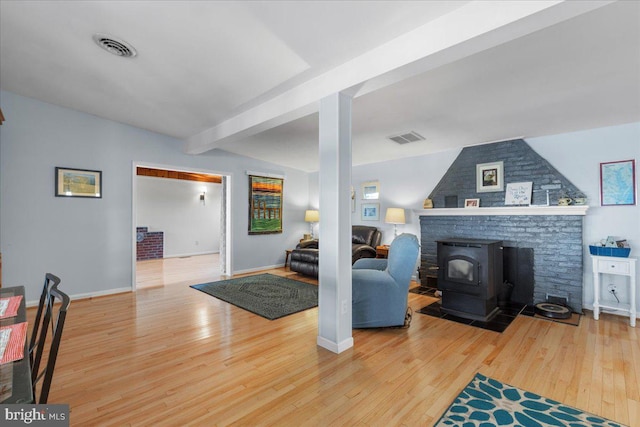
xmin=290 ymin=225 xmax=382 ymax=278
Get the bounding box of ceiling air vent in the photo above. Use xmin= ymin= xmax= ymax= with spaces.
xmin=93 ymin=33 xmax=137 ymax=58
xmin=388 ymin=131 xmax=425 ymax=144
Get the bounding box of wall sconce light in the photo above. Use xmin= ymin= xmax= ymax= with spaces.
xmin=199 ymin=190 xmax=206 ymax=205
xmin=304 ymin=209 xmax=319 ymax=239
xmin=385 ymin=207 xmax=406 ymax=238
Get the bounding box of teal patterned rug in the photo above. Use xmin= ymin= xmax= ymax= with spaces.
xmin=191 ymin=273 xmax=318 ymax=320
xmin=435 ymin=373 xmax=626 ymax=427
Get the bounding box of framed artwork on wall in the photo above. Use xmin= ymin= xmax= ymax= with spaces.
xmin=361 ymin=181 xmax=380 ymax=200
xmin=476 ymin=161 xmax=504 ymax=193
xmin=361 ymin=203 xmax=380 ymax=221
xmin=600 ymin=159 xmax=636 ymax=206
xmin=55 ymin=167 xmax=102 ymax=198
xmin=248 ymin=175 xmax=283 ymax=234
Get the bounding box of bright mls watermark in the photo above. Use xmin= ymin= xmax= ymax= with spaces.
xmin=1 ymin=405 xmax=69 ymax=426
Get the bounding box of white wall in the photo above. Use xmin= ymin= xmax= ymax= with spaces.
xmin=308 ymin=149 xmax=461 ymax=244
xmin=0 ymin=91 xmax=310 ymax=302
xmin=351 ymin=150 xmax=461 ymax=244
xmin=3 ymin=88 xmax=636 ymax=314
xmin=310 ymin=122 xmax=640 ymax=317
xmin=528 ymin=123 xmax=640 ymax=314
xmin=136 ymin=177 xmax=221 ymax=257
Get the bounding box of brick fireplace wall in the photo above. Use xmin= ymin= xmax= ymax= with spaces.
xmin=429 ymin=139 xmax=582 ymax=208
xmin=420 ymin=214 xmax=584 ymax=312
xmin=421 ymin=139 xmax=586 ymax=312
xmin=136 ymin=227 xmax=164 ymax=261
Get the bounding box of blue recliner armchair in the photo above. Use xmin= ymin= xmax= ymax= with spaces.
xmin=352 ymin=233 xmax=420 ymax=328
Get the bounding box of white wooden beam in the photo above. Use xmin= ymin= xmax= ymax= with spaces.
xmin=184 ymin=1 xmax=612 ymax=154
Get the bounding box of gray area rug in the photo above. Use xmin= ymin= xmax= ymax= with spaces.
xmin=190 ymin=273 xmax=318 ymax=320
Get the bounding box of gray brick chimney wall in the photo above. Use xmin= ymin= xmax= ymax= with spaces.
xmin=428 ymin=139 xmax=582 ymax=208
xmin=420 ymin=215 xmax=584 ymax=312
xmin=421 ymin=139 xmax=585 ymax=312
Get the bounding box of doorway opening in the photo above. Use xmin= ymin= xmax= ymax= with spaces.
xmin=136 ymin=253 xmax=222 ymax=288
xmin=132 ymin=163 xmax=231 ymax=290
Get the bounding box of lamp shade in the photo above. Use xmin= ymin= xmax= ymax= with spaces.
xmin=304 ymin=210 xmax=319 ymax=222
xmin=385 ymin=208 xmax=405 ymax=224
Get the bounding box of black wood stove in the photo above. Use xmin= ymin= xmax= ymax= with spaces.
xmin=437 ymin=239 xmax=503 ymax=321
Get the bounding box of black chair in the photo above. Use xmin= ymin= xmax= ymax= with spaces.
xmin=29 ymin=273 xmax=61 ymax=359
xmin=29 ymin=274 xmax=70 ymax=403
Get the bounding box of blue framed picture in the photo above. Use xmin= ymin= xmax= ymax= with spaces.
xmin=361 ymin=203 xmax=379 ymax=221
xmin=600 ymin=159 xmax=636 ymax=206
xmin=361 ymin=181 xmax=379 ymax=200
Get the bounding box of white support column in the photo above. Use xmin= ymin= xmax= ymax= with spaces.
xmin=317 ymin=92 xmax=353 ymax=354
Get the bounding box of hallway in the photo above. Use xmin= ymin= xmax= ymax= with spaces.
xmin=136 ymin=253 xmax=221 ymax=288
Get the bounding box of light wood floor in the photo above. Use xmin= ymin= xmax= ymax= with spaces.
xmin=135 ymin=253 xmax=222 ymax=289
xmin=34 ymin=255 xmax=639 ymax=426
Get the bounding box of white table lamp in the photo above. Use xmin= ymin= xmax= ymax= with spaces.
xmin=304 ymin=209 xmax=319 ymax=239
xmin=385 ymin=207 xmax=406 ymax=237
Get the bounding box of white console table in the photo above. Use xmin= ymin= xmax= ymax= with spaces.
xmin=591 ymin=255 xmax=637 ymax=327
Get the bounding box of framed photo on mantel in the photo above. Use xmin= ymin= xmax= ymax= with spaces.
xmin=464 ymin=198 xmax=480 ymax=208
xmin=505 ymin=182 xmax=533 ymax=206
xmin=476 ymin=161 xmax=504 ymax=193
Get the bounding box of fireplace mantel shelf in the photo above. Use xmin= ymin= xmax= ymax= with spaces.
xmin=414 ymin=205 xmax=589 ymax=216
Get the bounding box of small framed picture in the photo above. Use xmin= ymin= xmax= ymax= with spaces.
xmin=361 ymin=181 xmax=380 ymax=200
xmin=55 ymin=167 xmax=102 ymax=198
xmin=476 ymin=161 xmax=504 ymax=193
xmin=361 ymin=203 xmax=380 ymax=221
xmin=505 ymin=182 xmax=533 ymax=205
xmin=464 ymin=198 xmax=480 ymax=208
xmin=504 ymin=182 xmax=533 ymax=206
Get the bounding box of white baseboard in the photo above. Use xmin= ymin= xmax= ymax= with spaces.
xmin=317 ymin=336 xmax=354 ymax=354
xmin=24 ymin=263 xmax=280 ymax=307
xmin=232 ymin=264 xmax=282 ymax=276
xmin=26 ymin=286 xmax=132 ymax=308
xmin=163 ymin=251 xmax=218 ymax=259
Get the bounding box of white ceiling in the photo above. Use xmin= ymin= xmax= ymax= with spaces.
xmin=1 ymin=1 xmax=639 ymax=172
